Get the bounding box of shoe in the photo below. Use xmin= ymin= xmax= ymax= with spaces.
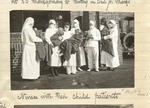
xmin=87 ymin=69 xmax=92 ymax=71
xmin=51 ymin=71 xmax=56 ymax=77
xmin=110 ymin=68 xmax=115 ymax=71
xmin=99 ymin=67 xmax=107 ymax=71
xmin=95 ymin=69 xmax=99 ymax=72
xmin=107 ymin=67 xmax=111 ymax=70
xmin=101 ymin=64 xmax=105 ymax=67
xmin=71 ymin=73 xmax=76 ymax=75
xmin=77 ymin=67 xmax=83 ymax=71
xmin=67 ymin=73 xmax=71 ymax=75
xmin=54 ymin=70 xmax=59 ymax=76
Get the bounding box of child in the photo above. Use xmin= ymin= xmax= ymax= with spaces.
xmin=50 ymin=27 xmax=64 ymax=47
xmin=60 ymin=29 xmax=83 ymax=62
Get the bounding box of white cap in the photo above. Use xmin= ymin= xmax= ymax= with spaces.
xmin=49 ymin=19 xmax=56 ymax=25
xmin=109 ymin=20 xmax=117 ymax=26
xmin=90 ymin=20 xmax=95 ymax=26
xmin=73 ymin=19 xmax=79 ymax=24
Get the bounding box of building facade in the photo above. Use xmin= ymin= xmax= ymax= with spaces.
xmin=10 ymin=11 xmax=134 ymax=73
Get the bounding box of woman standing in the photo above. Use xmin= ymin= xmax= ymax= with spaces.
xmin=45 ymin=19 xmax=61 ymax=76
xmin=70 ymin=19 xmax=86 ymax=71
xmin=21 ymin=17 xmax=43 ymax=80
xmin=62 ymin=22 xmax=77 ymax=75
xmin=103 ymin=20 xmax=120 ymax=71
xmin=100 ymin=18 xmax=112 ymax=69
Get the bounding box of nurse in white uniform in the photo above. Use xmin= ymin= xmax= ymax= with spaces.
xmin=45 ymin=19 xmax=61 ymax=76
xmin=21 ymin=17 xmax=43 ymax=80
xmin=62 ymin=22 xmax=77 ymax=75
xmin=70 ymin=19 xmax=86 ymax=71
xmin=103 ymin=20 xmax=120 ymax=71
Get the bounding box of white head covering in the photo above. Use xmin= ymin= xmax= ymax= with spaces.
xmin=89 ymin=20 xmax=95 ymax=26
xmin=21 ymin=17 xmax=34 ymax=43
xmin=73 ymin=19 xmax=80 ymax=30
xmin=109 ymin=20 xmax=117 ymax=28
xmin=109 ymin=20 xmax=118 ymax=32
xmin=48 ymin=19 xmax=56 ymax=29
xmin=22 ymin=17 xmax=34 ymax=31
xmin=49 ymin=19 xmax=56 ymax=25
xmin=109 ymin=20 xmax=118 ymax=38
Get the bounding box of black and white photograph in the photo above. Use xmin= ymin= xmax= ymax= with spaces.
xmin=10 ymin=10 xmax=134 ymax=90
xmin=14 ymin=105 xmax=133 ymax=108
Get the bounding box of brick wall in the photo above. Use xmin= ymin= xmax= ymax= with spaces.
xmin=10 ymin=33 xmax=46 ymax=73
xmin=10 ymin=33 xmax=22 ymax=73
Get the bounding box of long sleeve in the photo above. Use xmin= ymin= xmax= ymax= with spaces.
xmin=107 ymin=29 xmax=118 ymax=39
xmin=104 ymin=28 xmax=119 ymax=44
xmin=93 ymin=29 xmax=101 ymax=41
xmin=45 ymin=29 xmax=52 ymax=45
xmin=70 ymin=28 xmax=75 ymax=35
xmin=27 ymin=28 xmax=42 ymax=42
xmin=101 ymin=27 xmax=109 ymax=36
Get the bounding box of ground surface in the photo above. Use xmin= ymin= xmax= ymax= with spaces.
xmin=11 ymin=58 xmax=134 ymax=90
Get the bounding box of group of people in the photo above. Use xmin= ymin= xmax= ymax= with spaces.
xmin=21 ymin=17 xmax=120 ymax=80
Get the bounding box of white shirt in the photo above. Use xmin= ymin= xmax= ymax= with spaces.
xmin=45 ymin=28 xmax=58 ymax=45
xmin=86 ymin=27 xmax=101 ymax=47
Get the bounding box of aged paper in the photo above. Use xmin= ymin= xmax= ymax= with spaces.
xmin=0 ymin=0 xmax=150 ymax=108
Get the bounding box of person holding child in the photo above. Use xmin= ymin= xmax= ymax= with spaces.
xmin=103 ymin=20 xmax=120 ymax=71
xmin=61 ymin=22 xmax=77 ymax=75
xmin=45 ymin=19 xmax=62 ymax=76
xmin=70 ymin=19 xmax=86 ymax=71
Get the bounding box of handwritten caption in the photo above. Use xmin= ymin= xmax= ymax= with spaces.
xmin=17 ymin=91 xmax=121 ymax=104
xmin=122 ymin=89 xmax=149 ymax=97
xmin=11 ymin=0 xmax=131 ymax=10
xmin=16 ymin=89 xmax=149 ymax=103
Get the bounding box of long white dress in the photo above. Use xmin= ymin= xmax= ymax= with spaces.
xmin=21 ymin=27 xmax=42 ymax=79
xmin=104 ymin=27 xmax=120 ymax=68
xmin=62 ymin=31 xmax=77 ymax=74
xmin=45 ymin=28 xmax=61 ymax=67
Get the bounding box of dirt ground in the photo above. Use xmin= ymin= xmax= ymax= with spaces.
xmin=11 ymin=58 xmax=134 ymax=90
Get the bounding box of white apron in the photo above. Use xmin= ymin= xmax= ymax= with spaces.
xmin=101 ymin=27 xmax=120 ymax=68
xmin=45 ymin=28 xmax=61 ymax=67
